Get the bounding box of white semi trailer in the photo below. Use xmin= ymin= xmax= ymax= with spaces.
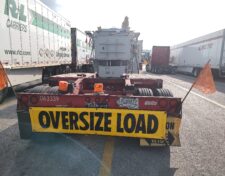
xmin=71 ymin=28 xmax=93 ymax=72
xmin=0 ymin=0 xmax=72 ymax=102
xmin=170 ymin=29 xmax=225 ymax=77
xmin=93 ymin=27 xmax=141 ymax=77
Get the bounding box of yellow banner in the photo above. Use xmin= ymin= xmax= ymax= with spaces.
xmin=29 ymin=107 xmax=167 ymax=139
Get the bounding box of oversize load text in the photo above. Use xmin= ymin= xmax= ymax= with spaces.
xmin=29 ymin=108 xmax=166 ymax=138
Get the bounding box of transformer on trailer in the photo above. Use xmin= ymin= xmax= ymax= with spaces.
xmin=17 ymin=73 xmax=182 ymax=147
xmin=93 ymin=28 xmax=141 ymax=77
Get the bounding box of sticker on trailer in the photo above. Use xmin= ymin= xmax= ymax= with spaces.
xmin=29 ymin=107 xmax=167 ymax=139
xmin=117 ymin=97 xmax=139 ymax=109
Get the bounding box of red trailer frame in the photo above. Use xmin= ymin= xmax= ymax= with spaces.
xmin=17 ymin=73 xmax=182 ymax=146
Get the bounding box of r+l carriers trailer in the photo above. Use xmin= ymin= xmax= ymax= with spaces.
xmin=0 ymin=0 xmax=71 ymax=102
xmin=16 ymin=73 xmax=182 ymax=147
xmin=0 ymin=0 xmax=93 ymax=103
xmin=170 ymin=29 xmax=225 ymax=77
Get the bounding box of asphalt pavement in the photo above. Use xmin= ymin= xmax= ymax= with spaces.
xmin=0 ymin=72 xmax=225 ymax=176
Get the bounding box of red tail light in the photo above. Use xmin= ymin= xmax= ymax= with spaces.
xmin=159 ymin=99 xmax=168 ymax=107
xmin=169 ymin=99 xmax=177 ymax=107
xmin=21 ymin=95 xmax=29 ymax=104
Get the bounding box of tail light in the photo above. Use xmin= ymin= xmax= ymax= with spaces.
xmin=21 ymin=95 xmax=29 ymax=104
xmin=169 ymin=99 xmax=177 ymax=107
xmin=159 ymin=99 xmax=168 ymax=107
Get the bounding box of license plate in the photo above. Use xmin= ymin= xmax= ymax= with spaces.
xmin=29 ymin=107 xmax=167 ymax=139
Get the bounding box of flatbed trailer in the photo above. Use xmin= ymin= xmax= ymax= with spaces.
xmin=17 ymin=73 xmax=182 ymax=146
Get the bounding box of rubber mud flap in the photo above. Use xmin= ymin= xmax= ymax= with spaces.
xmin=0 ymin=87 xmax=8 ymax=103
xmin=17 ymin=110 xmax=33 ymax=139
xmin=0 ymin=89 xmax=4 ymax=103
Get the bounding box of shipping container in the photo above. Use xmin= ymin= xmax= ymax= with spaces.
xmin=170 ymin=29 xmax=225 ymax=77
xmin=146 ymin=46 xmax=172 ymax=73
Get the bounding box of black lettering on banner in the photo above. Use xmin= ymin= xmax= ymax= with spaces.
xmin=147 ymin=115 xmax=158 ymax=134
xmin=124 ymin=113 xmax=136 ymax=133
xmin=117 ymin=113 xmax=124 ymax=132
xmin=69 ymin=112 xmax=79 ymax=130
xmin=90 ymin=112 xmax=95 ymax=130
xmin=49 ymin=111 xmax=60 ymax=129
xmin=61 ymin=111 xmax=69 ymax=129
xmin=104 ymin=113 xmax=112 ymax=132
xmin=166 ymin=122 xmax=175 ymax=130
xmin=38 ymin=111 xmax=50 ymax=128
xmin=95 ymin=112 xmax=104 ymax=131
xmin=79 ymin=112 xmax=89 ymax=130
xmin=135 ymin=114 xmax=146 ymax=134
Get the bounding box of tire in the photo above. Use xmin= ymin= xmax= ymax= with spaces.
xmin=193 ymin=68 xmax=199 ymax=77
xmin=156 ymin=89 xmax=162 ymax=96
xmin=155 ymin=88 xmax=173 ymax=97
xmin=136 ymin=88 xmax=153 ymax=96
xmin=146 ymin=65 xmax=149 ymax=72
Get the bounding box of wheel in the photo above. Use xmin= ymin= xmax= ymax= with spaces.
xmin=193 ymin=68 xmax=199 ymax=77
xmin=152 ymin=67 xmax=156 ymax=73
xmin=154 ymin=88 xmax=173 ymax=97
xmin=135 ymin=88 xmax=154 ymax=96
xmin=146 ymin=64 xmax=150 ymax=72
xmin=158 ymin=68 xmax=162 ymax=74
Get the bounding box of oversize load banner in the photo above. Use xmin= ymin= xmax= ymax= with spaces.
xmin=29 ymin=107 xmax=167 ymax=139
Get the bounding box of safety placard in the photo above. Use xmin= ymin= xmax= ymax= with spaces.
xmin=29 ymin=107 xmax=167 ymax=139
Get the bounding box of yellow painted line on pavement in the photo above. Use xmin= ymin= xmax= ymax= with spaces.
xmin=165 ymin=79 xmax=225 ymax=110
xmin=99 ymin=137 xmax=115 ymax=176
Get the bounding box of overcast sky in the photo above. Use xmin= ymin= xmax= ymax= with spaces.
xmin=41 ymin=0 xmax=225 ymax=49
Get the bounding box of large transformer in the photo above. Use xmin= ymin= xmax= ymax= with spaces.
xmin=93 ymin=28 xmax=141 ymax=77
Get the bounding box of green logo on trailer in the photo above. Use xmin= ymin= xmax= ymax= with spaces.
xmin=4 ymin=0 xmax=27 ymax=22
